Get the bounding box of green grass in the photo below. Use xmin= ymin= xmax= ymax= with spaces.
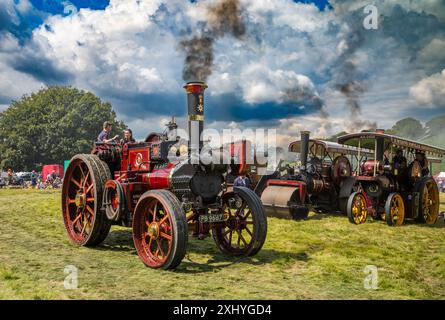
xmin=0 ymin=189 xmax=444 ymax=300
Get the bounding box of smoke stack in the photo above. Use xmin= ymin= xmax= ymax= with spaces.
xmin=300 ymin=131 xmax=310 ymax=172
xmin=184 ymin=81 xmax=208 ymax=164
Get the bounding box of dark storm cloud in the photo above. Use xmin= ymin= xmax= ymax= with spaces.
xmin=8 ymin=53 xmax=74 ymax=85
xmin=105 ymin=92 xmax=186 ymax=120
xmin=206 ymin=93 xmax=318 ymax=122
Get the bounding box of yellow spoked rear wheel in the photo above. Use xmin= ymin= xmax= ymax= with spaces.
xmin=385 ymin=193 xmax=405 ymax=226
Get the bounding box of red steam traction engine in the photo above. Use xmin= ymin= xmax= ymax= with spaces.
xmin=62 ymin=82 xmax=267 ymax=269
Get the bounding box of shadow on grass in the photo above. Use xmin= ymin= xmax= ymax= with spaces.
xmin=176 ymin=247 xmax=310 ymax=274
xmin=94 ymin=229 xmax=310 ymax=274
xmin=414 ymin=214 xmax=445 ymax=229
xmin=94 ymin=229 xmax=136 ymax=253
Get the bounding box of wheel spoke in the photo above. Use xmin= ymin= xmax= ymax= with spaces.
xmin=158 ymin=214 xmax=169 ymax=226
xmin=85 ymin=183 xmax=94 ymax=195
xmin=72 ymin=212 xmax=83 ymax=225
xmin=238 ymin=230 xmax=248 ymax=246
xmin=78 ymin=164 xmax=85 ymax=180
xmin=153 ymin=201 xmax=158 ymax=221
xmin=147 ymin=236 xmax=153 ymax=249
xmin=160 ymin=232 xmax=172 ymax=241
xmin=80 ymin=220 xmax=87 ymax=236
xmin=244 ymin=226 xmax=253 ymax=237
xmin=157 ymin=239 xmax=165 ymax=259
xmin=82 ymin=171 xmax=90 ymax=188
xmin=71 ymin=178 xmax=82 ymax=188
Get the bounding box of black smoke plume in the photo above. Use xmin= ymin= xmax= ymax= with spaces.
xmin=333 ymin=11 xmax=376 ymax=132
xmin=180 ymin=0 xmax=245 ymax=82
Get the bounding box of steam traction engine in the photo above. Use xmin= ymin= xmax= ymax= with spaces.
xmin=61 ymin=82 xmax=267 ymax=269
xmin=259 ymin=131 xmax=372 ymax=220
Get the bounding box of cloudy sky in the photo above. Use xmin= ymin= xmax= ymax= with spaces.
xmin=0 ymin=0 xmax=444 ymax=145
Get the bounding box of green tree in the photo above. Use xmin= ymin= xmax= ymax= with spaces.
xmin=390 ymin=118 xmax=425 ymax=140
xmin=0 ymin=86 xmax=126 ymax=171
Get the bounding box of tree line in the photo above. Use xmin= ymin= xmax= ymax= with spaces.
xmin=0 ymin=87 xmax=126 ymax=171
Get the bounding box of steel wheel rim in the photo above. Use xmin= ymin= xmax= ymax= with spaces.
xmin=64 ymin=160 xmax=95 ymax=243
xmin=423 ymin=181 xmax=439 ymax=224
xmin=352 ymin=193 xmax=367 ymax=224
xmin=219 ymin=196 xmax=255 ymax=253
xmin=390 ymin=194 xmax=405 ymax=225
xmin=139 ymin=198 xmax=173 ymax=267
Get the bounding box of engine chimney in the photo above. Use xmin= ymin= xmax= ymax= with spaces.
xmin=184 ymin=81 xmax=207 ymax=164
xmin=300 ymin=131 xmax=310 ymax=172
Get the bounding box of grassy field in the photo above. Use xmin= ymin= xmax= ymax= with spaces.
xmin=0 ymin=189 xmax=444 ymax=300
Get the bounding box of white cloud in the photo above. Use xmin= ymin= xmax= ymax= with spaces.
xmin=0 ymin=0 xmax=444 ymax=140
xmin=410 ymin=69 xmax=445 ymax=106
xmin=239 ymin=63 xmax=319 ymax=105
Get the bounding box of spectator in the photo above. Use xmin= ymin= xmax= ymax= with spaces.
xmin=97 ymin=121 xmax=119 ymax=143
xmin=234 ymin=173 xmax=251 ymax=189
xmin=31 ymin=170 xmax=37 ymax=187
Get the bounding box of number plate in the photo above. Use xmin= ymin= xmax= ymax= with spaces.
xmin=199 ymin=213 xmax=226 ymax=223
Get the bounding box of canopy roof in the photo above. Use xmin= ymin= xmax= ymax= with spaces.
xmin=337 ymin=132 xmax=445 ymax=157
xmin=289 ymin=139 xmax=374 ymax=157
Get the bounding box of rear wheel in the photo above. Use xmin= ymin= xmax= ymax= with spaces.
xmin=212 ymin=187 xmax=267 ymax=257
xmin=385 ymin=193 xmax=405 ymax=226
xmin=415 ymin=177 xmax=440 ymax=224
xmin=132 ymin=190 xmax=187 ymax=269
xmin=62 ymin=154 xmax=111 ymax=246
xmin=347 ymin=192 xmax=368 ymax=225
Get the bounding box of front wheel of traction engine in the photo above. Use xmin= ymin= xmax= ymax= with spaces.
xmin=212 ymin=187 xmax=267 ymax=257
xmin=132 ymin=190 xmax=187 ymax=269
xmin=385 ymin=193 xmax=405 ymax=226
xmin=415 ymin=176 xmax=440 ymax=224
xmin=347 ymin=192 xmax=368 ymax=225
xmin=62 ymin=154 xmax=112 ymax=246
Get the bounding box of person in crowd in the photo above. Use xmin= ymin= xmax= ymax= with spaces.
xmin=234 ymin=173 xmax=252 ymax=189
xmin=97 ymin=121 xmax=119 ymax=143
xmin=7 ymin=168 xmax=13 ymax=185
xmin=31 ymin=170 xmax=37 ymax=187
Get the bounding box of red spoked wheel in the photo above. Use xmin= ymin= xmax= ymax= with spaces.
xmin=132 ymin=190 xmax=187 ymax=269
xmin=212 ymin=187 xmax=267 ymax=257
xmin=62 ymin=154 xmax=111 ymax=246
